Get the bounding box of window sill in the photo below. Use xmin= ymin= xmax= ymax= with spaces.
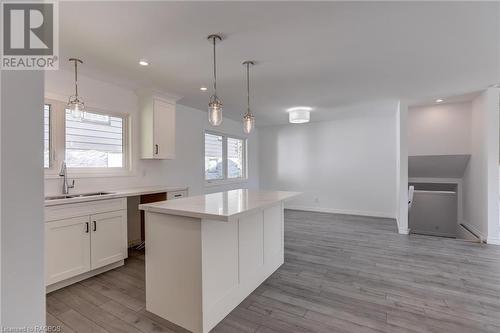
xmin=45 ymin=169 xmax=136 ymax=179
xmin=204 ymin=178 xmax=249 ymax=187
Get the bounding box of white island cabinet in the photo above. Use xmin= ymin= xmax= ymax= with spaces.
xmin=139 ymin=189 xmax=299 ymax=333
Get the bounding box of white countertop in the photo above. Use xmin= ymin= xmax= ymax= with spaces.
xmin=44 ymin=185 xmax=188 ymax=206
xmin=139 ymin=189 xmax=300 ymax=221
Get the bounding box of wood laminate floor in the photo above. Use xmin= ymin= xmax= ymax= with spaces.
xmin=47 ymin=210 xmax=500 ymax=333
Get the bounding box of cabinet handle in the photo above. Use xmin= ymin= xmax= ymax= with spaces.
xmin=174 ymin=194 xmax=182 ymax=198
xmin=155 ymin=144 xmax=159 ymax=155
xmin=93 ymin=221 xmax=97 ymax=232
xmin=85 ymin=222 xmax=89 ymax=233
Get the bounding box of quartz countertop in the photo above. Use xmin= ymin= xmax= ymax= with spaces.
xmin=139 ymin=189 xmax=300 ymax=221
xmin=44 ymin=185 xmax=188 ymax=206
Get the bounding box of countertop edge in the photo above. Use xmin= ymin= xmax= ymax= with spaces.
xmin=139 ymin=191 xmax=300 ymax=221
xmin=44 ymin=186 xmax=189 ymax=207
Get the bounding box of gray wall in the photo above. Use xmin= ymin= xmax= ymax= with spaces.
xmin=1 ymin=71 xmax=45 ymax=326
xmin=259 ymin=100 xmax=399 ymax=219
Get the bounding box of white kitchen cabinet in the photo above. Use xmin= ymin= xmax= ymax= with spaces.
xmin=167 ymin=190 xmax=188 ymax=200
xmin=140 ymin=95 xmax=176 ymax=159
xmin=91 ymin=210 xmax=128 ymax=270
xmin=45 ymin=216 xmax=91 ymax=285
xmin=45 ymin=198 xmax=128 ymax=289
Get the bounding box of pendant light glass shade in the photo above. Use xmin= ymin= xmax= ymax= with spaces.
xmin=67 ymin=58 xmax=85 ymax=119
xmin=208 ymin=95 xmax=223 ymax=126
xmin=242 ymin=60 xmax=255 ymax=134
xmin=243 ymin=113 xmax=255 ymax=134
xmin=207 ymin=34 xmax=223 ymax=126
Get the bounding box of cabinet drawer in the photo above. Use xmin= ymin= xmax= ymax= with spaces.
xmin=167 ymin=190 xmax=188 ymax=200
xmin=45 ymin=198 xmax=127 ymax=222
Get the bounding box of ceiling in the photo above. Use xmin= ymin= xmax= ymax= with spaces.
xmin=58 ymin=1 xmax=500 ymax=125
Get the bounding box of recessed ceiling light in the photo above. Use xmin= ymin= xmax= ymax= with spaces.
xmin=287 ymin=106 xmax=313 ymax=112
xmin=287 ymin=107 xmax=312 ymax=124
xmin=139 ymin=59 xmax=149 ymax=66
xmin=200 ymin=87 xmax=208 ymax=91
xmin=435 ymin=99 xmax=444 ymax=103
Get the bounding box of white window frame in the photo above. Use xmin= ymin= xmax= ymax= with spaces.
xmin=44 ymin=103 xmax=54 ymax=169
xmin=203 ymin=130 xmax=248 ymax=186
xmin=44 ymin=98 xmax=132 ymax=178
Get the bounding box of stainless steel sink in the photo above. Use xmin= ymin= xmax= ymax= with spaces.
xmin=71 ymin=192 xmax=115 ymax=198
xmin=45 ymin=195 xmax=74 ymax=200
xmin=45 ymin=192 xmax=115 ymax=200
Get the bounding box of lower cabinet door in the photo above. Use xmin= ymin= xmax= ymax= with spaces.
xmin=45 ymin=216 xmax=91 ymax=285
xmin=90 ymin=210 xmax=127 ymax=270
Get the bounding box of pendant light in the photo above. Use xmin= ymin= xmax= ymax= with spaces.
xmin=207 ymin=34 xmax=223 ymax=126
xmin=67 ymin=58 xmax=85 ymax=119
xmin=242 ymin=60 xmax=255 ymax=134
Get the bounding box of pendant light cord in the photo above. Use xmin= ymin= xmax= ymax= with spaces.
xmin=213 ymin=37 xmax=217 ymax=95
xmin=74 ymin=60 xmax=79 ymax=98
xmin=246 ymin=63 xmax=250 ymax=114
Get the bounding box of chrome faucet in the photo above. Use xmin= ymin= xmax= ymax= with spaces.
xmin=59 ymin=162 xmax=75 ymax=194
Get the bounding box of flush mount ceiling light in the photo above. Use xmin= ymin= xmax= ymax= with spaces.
xmin=207 ymin=34 xmax=223 ymax=126
xmin=288 ymin=107 xmax=312 ymax=124
xmin=200 ymin=87 xmax=208 ymax=91
xmin=67 ymin=58 xmax=85 ymax=119
xmin=139 ymin=59 xmax=149 ymax=66
xmin=435 ymin=98 xmax=444 ymax=103
xmin=242 ymin=60 xmax=255 ymax=134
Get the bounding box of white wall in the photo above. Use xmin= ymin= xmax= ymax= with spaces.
xmin=44 ymin=70 xmax=259 ymax=196
xmin=462 ymin=88 xmax=499 ymax=243
xmin=396 ymin=101 xmax=409 ymax=233
xmin=259 ymin=101 xmax=399 ymax=218
xmin=408 ymin=102 xmax=472 ymax=156
xmin=1 ymin=72 xmax=45 ymax=326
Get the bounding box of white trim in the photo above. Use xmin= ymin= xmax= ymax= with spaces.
xmin=411 ymin=229 xmax=455 ymax=238
xmin=44 ymin=97 xmax=134 ymax=178
xmin=285 ymin=205 xmax=396 ymax=219
xmin=46 ymin=260 xmax=124 ymax=293
xmin=203 ymin=130 xmax=248 ymax=186
xmin=205 ymin=178 xmax=248 ymax=188
xmin=487 ymin=237 xmax=500 ymax=245
xmin=398 ymin=227 xmax=410 ymax=235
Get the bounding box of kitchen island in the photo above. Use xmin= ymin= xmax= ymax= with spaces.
xmin=139 ymin=189 xmax=299 ymax=333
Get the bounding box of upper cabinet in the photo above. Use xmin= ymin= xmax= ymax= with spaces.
xmin=140 ymin=95 xmax=176 ymax=159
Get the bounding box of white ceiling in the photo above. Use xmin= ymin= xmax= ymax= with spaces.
xmin=58 ymin=1 xmax=499 ymax=125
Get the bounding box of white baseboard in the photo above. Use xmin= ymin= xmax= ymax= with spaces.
xmin=46 ymin=260 xmax=124 ymax=293
xmin=411 ymin=229 xmax=455 ymax=238
xmin=487 ymin=237 xmax=500 ymax=245
xmin=285 ymin=205 xmax=396 ymax=219
xmin=398 ymin=227 xmax=410 ymax=235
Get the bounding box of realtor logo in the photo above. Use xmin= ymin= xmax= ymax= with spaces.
xmin=1 ymin=1 xmax=59 ymax=69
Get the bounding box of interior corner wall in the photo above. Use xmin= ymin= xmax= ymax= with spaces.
xmin=259 ymin=101 xmax=399 ymax=219
xmin=1 ymin=71 xmax=46 ymax=326
xmin=462 ymin=88 xmax=500 ymax=242
xmin=396 ymin=101 xmax=409 ymax=234
xmin=408 ymin=102 xmax=472 ymax=156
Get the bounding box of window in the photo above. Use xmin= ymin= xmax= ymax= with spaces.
xmin=43 ymin=99 xmax=129 ymax=176
xmin=227 ymin=137 xmax=244 ymax=179
xmin=204 ymin=133 xmax=224 ymax=180
xmin=65 ymin=110 xmax=124 ymax=168
xmin=204 ymin=131 xmax=246 ymax=182
xmin=44 ymin=104 xmax=51 ymax=168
